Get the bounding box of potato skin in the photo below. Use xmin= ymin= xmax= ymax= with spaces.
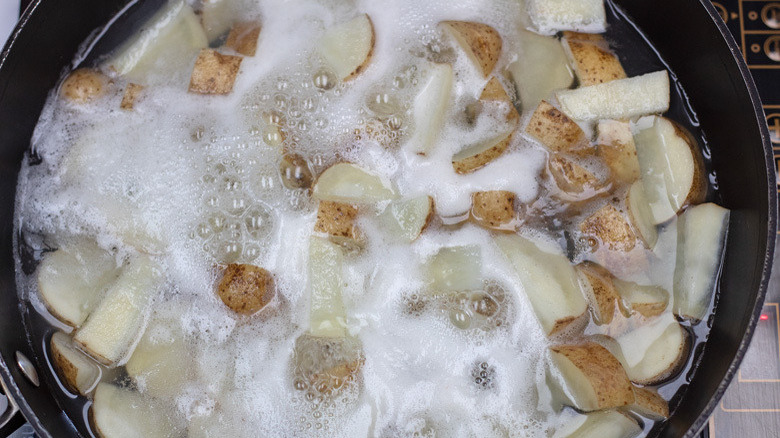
xmin=526 ymin=101 xmax=591 ymax=155
xmin=471 ymin=190 xmax=516 ymax=231
xmin=189 ymin=49 xmax=243 ymax=95
xmin=226 ymin=22 xmax=261 ymax=56
xmin=217 ymin=264 xmax=275 ymax=315
xmin=440 ymin=21 xmax=502 ymax=78
xmin=51 ymin=338 xmax=81 ymax=394
xmin=563 ymin=34 xmax=627 ymax=86
xmin=60 ymin=68 xmax=108 ymax=104
xmin=315 ymin=201 xmax=360 ymax=240
xmin=580 ymin=204 xmax=637 ymax=252
xmin=120 ymin=83 xmax=144 ymax=110
xmin=577 ymin=262 xmax=620 ymax=325
xmin=670 ymin=120 xmax=707 ymax=209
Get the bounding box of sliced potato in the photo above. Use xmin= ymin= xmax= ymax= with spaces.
xmin=471 ymin=191 xmax=516 ymax=231
xmin=613 ymin=279 xmax=668 ymax=318
xmin=548 ymin=154 xmax=602 ymax=200
xmin=50 ymin=332 xmax=101 ymax=395
xmin=525 ymin=101 xmax=590 ymax=155
xmin=550 ymin=342 xmax=634 ymax=411
xmin=379 ymin=196 xmax=434 ymax=242
xmin=577 ymin=262 xmax=620 ymax=325
xmin=452 ymin=130 xmax=513 ymax=174
xmin=91 ymin=383 xmax=182 ymax=438
xmin=320 ymin=14 xmax=375 ymax=81
xmin=426 ymin=246 xmax=483 ymax=293
xmin=625 ymin=181 xmax=658 ymax=249
xmin=106 ymin=0 xmax=207 ymax=83
xmin=75 ymin=255 xmax=161 ymax=366
xmin=580 ymin=204 xmax=637 ymax=252
xmin=313 ymin=163 xmax=396 ymax=204
xmin=562 ymin=33 xmax=626 ymax=86
xmin=629 ymin=385 xmax=669 ymax=420
xmin=126 ymin=317 xmax=190 ymax=399
xmin=494 ymin=234 xmax=587 ymax=335
xmin=120 ymin=83 xmax=144 ymax=110
xmin=597 ymin=120 xmax=640 ymax=185
xmin=527 ymin=0 xmax=607 ymax=35
xmin=634 ymin=116 xmax=707 ymax=224
xmin=479 ymin=77 xmax=519 ymax=123
xmin=188 ymin=49 xmax=243 ymax=95
xmin=225 ymin=21 xmax=261 ymax=56
xmin=440 ymin=21 xmax=502 ymax=77
xmin=217 ymin=264 xmax=275 ymax=315
xmin=60 ymin=69 xmax=109 ymax=104
xmin=37 ymin=240 xmax=121 ymax=327
xmin=506 ymin=31 xmax=574 ymax=111
xmin=200 ymin=0 xmax=235 ymax=42
xmin=556 ymin=70 xmax=670 ymax=122
xmin=315 ymin=201 xmax=364 ymax=250
xmin=673 ymin=203 xmax=730 ymax=321
xmin=292 ymin=334 xmax=363 ymax=395
xmin=410 ymin=62 xmax=454 ymax=155
xmin=552 ymin=410 xmax=641 ymax=438
xmin=309 ymin=237 xmax=347 ymax=338
xmin=612 ymin=313 xmax=689 ymax=385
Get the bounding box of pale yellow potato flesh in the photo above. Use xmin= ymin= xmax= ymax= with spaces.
xmin=577 ymin=262 xmax=621 ymax=325
xmin=597 ymin=119 xmax=640 ymax=185
xmin=91 ymin=383 xmax=183 ymax=438
xmin=126 ymin=318 xmax=191 ymax=400
xmin=506 ymin=31 xmax=574 ymax=111
xmin=312 ymin=163 xmax=397 ymax=204
xmin=552 ymin=410 xmax=641 ymax=438
xmin=425 ymin=246 xmax=483 ymax=293
xmin=613 ymin=313 xmax=689 ymax=385
xmin=527 ymin=0 xmax=607 ymax=35
xmin=379 ymin=196 xmax=434 ymax=242
xmin=440 ymin=21 xmax=502 ymax=77
xmin=410 ymin=62 xmax=454 ymax=155
xmin=320 ymin=14 xmax=375 ymax=81
xmin=309 ymin=236 xmax=348 ymax=338
xmin=50 ymin=332 xmax=101 ymax=395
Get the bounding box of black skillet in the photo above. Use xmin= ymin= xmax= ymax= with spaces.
xmin=0 ymin=0 xmax=776 ymax=437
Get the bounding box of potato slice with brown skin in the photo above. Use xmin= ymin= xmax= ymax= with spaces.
xmin=562 ymin=33 xmax=626 ymax=86
xmin=548 ymin=155 xmax=602 ymax=200
xmin=480 ymin=77 xmax=520 ymax=122
xmin=597 ymin=120 xmax=640 ymax=185
xmin=315 ymin=201 xmax=364 ymax=250
xmin=120 ymin=83 xmax=144 ymax=110
xmin=580 ymin=204 xmax=637 ymax=252
xmin=380 ymin=196 xmax=435 ymax=242
xmin=452 ymin=131 xmax=513 ymax=174
xmin=550 ymin=342 xmax=635 ymax=411
xmin=625 ymin=181 xmax=658 ymax=249
xmin=188 ymin=49 xmax=242 ymax=95
xmin=61 ymin=69 xmax=109 ymax=104
xmin=613 ymin=279 xmax=668 ymax=318
xmin=226 ymin=21 xmax=261 ymax=56
xmin=526 ymin=101 xmax=591 ymax=155
xmin=440 ymin=21 xmax=502 ymax=77
xmin=321 ymin=14 xmax=375 ymax=81
xmin=51 ymin=332 xmax=101 ymax=395
xmin=471 ymin=191 xmax=516 ymax=231
xmin=577 ymin=262 xmax=621 ymax=325
xmin=628 ymin=385 xmax=669 ymax=419
xmin=217 ymin=264 xmax=275 ymax=315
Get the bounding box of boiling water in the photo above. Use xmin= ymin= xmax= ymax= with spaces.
xmin=13 ymin=0 xmax=720 ymax=437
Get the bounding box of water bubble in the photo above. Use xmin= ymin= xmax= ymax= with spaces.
xmin=202 ymin=174 xmax=216 ymax=185
xmin=224 ymin=194 xmax=248 ymax=216
xmin=191 ymin=126 xmax=206 ymax=142
xmin=314 ymin=118 xmax=328 ymax=129
xmin=470 ymin=292 xmax=499 ymax=318
xmin=204 ymin=193 xmax=219 ymax=209
xmin=367 ymin=92 xmax=400 ymax=117
xmin=279 ymin=155 xmax=314 ymax=190
xmin=242 ymin=242 xmax=262 ymax=262
xmin=302 ymin=97 xmax=317 ymax=112
xmin=392 ymin=76 xmax=405 ymax=89
xmin=209 ymin=212 xmax=228 ymax=232
xmin=449 ymin=309 xmax=471 ymax=329
xmin=213 ymin=240 xmax=242 ymax=264
xmin=276 ymin=78 xmax=289 ymax=91
xmin=244 ymin=205 xmax=273 ymax=238
xmin=196 ymin=222 xmax=212 ymax=239
xmin=221 ymin=176 xmax=242 ymax=192
xmin=263 ymin=126 xmax=284 ymax=147
xmin=274 ymin=94 xmax=288 ymax=110
xmin=263 ymin=110 xmax=285 ymax=126
xmin=388 ymin=115 xmax=403 ymax=131
xmin=313 ymin=70 xmax=336 ymax=90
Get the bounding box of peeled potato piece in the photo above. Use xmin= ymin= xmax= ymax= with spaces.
xmin=629 ymin=385 xmax=669 ymax=420
xmin=309 ymin=237 xmax=348 ymax=338
xmin=494 ymin=234 xmax=587 ymax=335
xmin=91 ymin=383 xmax=182 ymax=438
xmin=580 ymin=204 xmax=638 ymax=252
xmin=598 ymin=120 xmax=640 ymax=185
xmin=126 ymin=317 xmax=191 ymax=400
xmin=50 ymin=332 xmax=101 ymax=395
xmin=37 ymin=240 xmax=121 ymax=327
xmin=320 ymin=14 xmax=375 ymax=81
xmin=553 ymin=410 xmax=641 ymax=438
xmin=106 ymin=0 xmax=207 ymax=83
xmin=426 ymin=246 xmax=483 ymax=293
xmin=562 ymin=33 xmax=627 ymax=86
xmin=200 ymin=0 xmax=235 ymax=42
xmin=613 ymin=279 xmax=668 ymax=318
xmin=556 ymin=71 xmax=670 ymax=122
xmin=673 ymin=203 xmax=730 ymax=321
xmin=634 ymin=116 xmax=707 ymax=225
xmin=440 ymin=21 xmax=502 ymax=77
xmin=379 ymin=196 xmax=434 ymax=242
xmin=452 ymin=131 xmax=513 ymax=174
xmin=74 ymin=255 xmax=161 ymax=366
xmin=625 ymin=181 xmax=658 ymax=249
xmin=612 ymin=313 xmax=690 ymax=385
xmin=527 ymin=0 xmax=607 ymax=36
xmin=217 ymin=264 xmax=276 ymax=315
xmin=506 ymin=31 xmax=574 ymax=111
xmin=577 ymin=262 xmax=621 ymax=325
xmin=471 ymin=191 xmax=516 ymax=231
xmin=410 ymin=62 xmax=454 ymax=155
xmin=550 ymin=342 xmax=635 ymax=411
xmin=526 ymin=101 xmax=590 ymax=155
xmin=313 ymin=163 xmax=397 ymax=204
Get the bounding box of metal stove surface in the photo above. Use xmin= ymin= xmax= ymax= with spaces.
xmin=1 ymin=1 xmax=779 ymax=437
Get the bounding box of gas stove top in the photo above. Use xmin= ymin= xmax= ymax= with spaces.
xmin=1 ymin=1 xmax=778 ymax=437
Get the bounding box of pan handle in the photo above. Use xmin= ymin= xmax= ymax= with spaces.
xmin=0 ymin=377 xmax=25 ymax=436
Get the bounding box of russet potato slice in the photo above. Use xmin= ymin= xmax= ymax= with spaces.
xmin=217 ymin=264 xmax=276 ymax=315
xmin=580 ymin=204 xmax=638 ymax=252
xmin=526 ymin=101 xmax=591 ymax=155
xmin=506 ymin=31 xmax=574 ymax=111
xmin=315 ymin=201 xmax=364 ymax=250
xmin=126 ymin=316 xmax=191 ymax=400
xmin=562 ymin=32 xmax=627 ymax=86
xmin=613 ymin=279 xmax=669 ymax=318
xmin=625 ymin=181 xmax=658 ymax=249
xmin=629 ymin=385 xmax=669 ymax=420
xmin=320 ymin=14 xmax=375 ymax=81
xmin=440 ymin=21 xmax=502 ymax=77
xmin=527 ymin=0 xmax=607 ymax=36
xmin=597 ymin=119 xmax=640 ymax=185
xmin=225 ymin=21 xmax=261 ymax=56
xmin=576 ymin=262 xmax=621 ymax=325
xmin=50 ymin=332 xmax=101 ymax=396
xmin=91 ymin=383 xmax=183 ymax=438
xmin=471 ymin=190 xmax=516 ymax=231
xmin=188 ymin=49 xmax=243 ymax=95
xmin=60 ymin=69 xmax=109 ymax=104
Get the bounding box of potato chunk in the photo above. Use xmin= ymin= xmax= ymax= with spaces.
xmin=226 ymin=21 xmax=261 ymax=56
xmin=426 ymin=246 xmax=483 ymax=293
xmin=580 ymin=204 xmax=637 ymax=252
xmin=506 ymin=31 xmax=574 ymax=111
xmin=60 ymin=69 xmax=109 ymax=104
xmin=379 ymin=196 xmax=434 ymax=242
xmin=550 ymin=342 xmax=635 ymax=411
xmin=120 ymin=83 xmax=144 ymax=110
xmin=562 ymin=33 xmax=626 ymax=86
xmin=471 ymin=191 xmax=516 ymax=231
xmin=313 ymin=163 xmax=396 ymax=204
xmin=597 ymin=120 xmax=640 ymax=185
xmin=440 ymin=21 xmax=502 ymax=77
xmin=320 ymin=14 xmax=375 ymax=81
xmin=526 ymin=101 xmax=590 ymax=155
xmin=630 ymin=385 xmax=669 ymax=419
xmin=315 ymin=201 xmax=364 ymax=250
xmin=527 ymin=0 xmax=607 ymax=35
xmin=50 ymin=332 xmax=101 ymax=395
xmin=410 ymin=62 xmax=454 ymax=155
xmin=577 ymin=262 xmax=621 ymax=325
xmin=217 ymin=263 xmax=275 ymax=315
xmin=553 ymin=410 xmax=641 ymax=438
xmin=452 ymin=131 xmax=513 ymax=174
xmin=91 ymin=383 xmax=182 ymax=438
xmin=548 ymin=155 xmax=602 ymax=200
xmin=188 ymin=49 xmax=242 ymax=95
xmin=309 ymin=237 xmax=347 ymax=338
